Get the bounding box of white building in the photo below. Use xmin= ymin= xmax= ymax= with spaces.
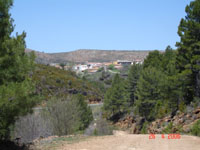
xmin=73 ymin=64 xmax=93 ymax=72
xmin=133 ymin=59 xmax=143 ymax=64
xmin=116 ymin=60 xmax=133 ymax=65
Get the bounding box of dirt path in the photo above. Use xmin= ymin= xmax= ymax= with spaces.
xmin=56 ymin=131 xmax=200 ymax=150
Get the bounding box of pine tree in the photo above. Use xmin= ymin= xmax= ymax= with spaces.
xmin=143 ymin=50 xmax=163 ymax=69
xmin=176 ymin=0 xmax=200 ymax=103
xmin=136 ymin=67 xmax=167 ymax=101
xmin=0 ymin=0 xmax=37 ymax=140
xmin=135 ymin=67 xmax=167 ymax=120
xmin=127 ymin=63 xmax=142 ymax=106
xmin=75 ymin=94 xmax=93 ymax=130
xmin=103 ymin=74 xmax=127 ymax=121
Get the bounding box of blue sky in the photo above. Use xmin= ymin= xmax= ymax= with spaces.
xmin=11 ymin=0 xmax=192 ymax=53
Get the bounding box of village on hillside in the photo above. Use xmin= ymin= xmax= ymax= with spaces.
xmin=49 ymin=59 xmax=143 ymax=73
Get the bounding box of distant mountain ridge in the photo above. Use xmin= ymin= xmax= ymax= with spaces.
xmin=25 ymin=48 xmax=153 ymax=64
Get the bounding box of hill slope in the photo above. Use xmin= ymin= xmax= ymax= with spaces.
xmin=26 ymin=49 xmax=151 ymax=64
xmin=32 ymin=64 xmax=103 ymax=102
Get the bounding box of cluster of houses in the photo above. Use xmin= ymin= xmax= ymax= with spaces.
xmin=49 ymin=59 xmax=143 ymax=73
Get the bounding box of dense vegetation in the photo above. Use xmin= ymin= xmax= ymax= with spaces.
xmin=14 ymin=95 xmax=93 ymax=143
xmin=0 ymin=0 xmax=38 ymax=141
xmin=103 ymin=0 xmax=200 ymax=126
xmin=33 ymin=64 xmax=103 ymax=101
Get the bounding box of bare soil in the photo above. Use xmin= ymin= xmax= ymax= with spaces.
xmin=54 ymin=131 xmax=200 ymax=150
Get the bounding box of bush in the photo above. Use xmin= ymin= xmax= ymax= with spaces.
xmin=141 ymin=121 xmax=148 ymax=134
xmin=179 ymin=101 xmax=186 ymax=113
xmin=162 ymin=122 xmax=174 ymax=134
xmin=162 ymin=122 xmax=183 ymax=134
xmin=85 ymin=119 xmax=113 ymax=136
xmin=43 ymin=96 xmax=93 ymax=136
xmin=0 ymin=81 xmax=38 ymax=140
xmin=95 ymin=119 xmax=113 ymax=136
xmin=190 ymin=120 xmax=200 ymax=137
xmin=13 ymin=112 xmax=53 ymax=144
xmin=43 ymin=97 xmax=79 ymax=136
xmin=107 ymin=64 xmax=115 ymax=70
xmin=13 ymin=95 xmax=93 ymax=143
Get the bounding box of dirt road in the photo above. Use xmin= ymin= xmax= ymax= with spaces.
xmin=57 ymin=131 xmax=200 ymax=150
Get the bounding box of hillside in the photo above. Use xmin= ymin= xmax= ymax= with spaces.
xmin=26 ymin=49 xmax=151 ymax=64
xmin=32 ymin=64 xmax=103 ymax=102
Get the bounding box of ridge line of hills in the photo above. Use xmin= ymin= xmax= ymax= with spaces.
xmin=25 ymin=48 xmax=157 ymax=64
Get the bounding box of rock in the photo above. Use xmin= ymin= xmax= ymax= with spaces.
xmin=192 ymin=115 xmax=198 ymax=121
xmin=178 ymin=113 xmax=185 ymax=118
xmin=194 ymin=108 xmax=200 ymax=114
xmin=130 ymin=123 xmax=138 ymax=134
xmin=136 ymin=117 xmax=145 ymax=127
xmin=176 ymin=110 xmax=181 ymax=115
xmin=186 ymin=106 xmax=194 ymax=113
xmin=196 ymin=113 xmax=200 ymax=119
xmin=68 ymin=88 xmax=78 ymax=94
xmin=173 ymin=119 xmax=179 ymax=126
xmin=152 ymin=121 xmax=157 ymax=127
xmin=185 ymin=119 xmax=192 ymax=124
xmin=186 ymin=113 xmax=192 ymax=119
xmin=182 ymin=125 xmax=191 ymax=133
xmin=179 ymin=118 xmax=184 ymax=124
xmin=82 ymin=91 xmax=87 ymax=96
xmin=164 ymin=117 xmax=171 ymax=122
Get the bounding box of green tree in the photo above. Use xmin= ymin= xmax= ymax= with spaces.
xmin=143 ymin=50 xmax=163 ymax=70
xmin=136 ymin=67 xmax=167 ymax=101
xmin=176 ymin=0 xmax=200 ymax=103
xmin=127 ymin=63 xmax=142 ymax=106
xmin=135 ymin=67 xmax=167 ymax=120
xmin=107 ymin=64 xmax=115 ymax=71
xmin=0 ymin=0 xmax=37 ymax=140
xmin=162 ymin=46 xmax=177 ymax=75
xmin=103 ymin=74 xmax=127 ymax=121
xmin=60 ymin=63 xmax=65 ymax=70
xmin=161 ymin=46 xmax=182 ymax=112
xmin=75 ymin=94 xmax=93 ymax=130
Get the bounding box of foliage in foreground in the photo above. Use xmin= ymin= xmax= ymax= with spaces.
xmin=0 ymin=0 xmax=38 ymax=140
xmin=14 ymin=96 xmax=93 ymax=143
xmin=43 ymin=95 xmax=93 ymax=136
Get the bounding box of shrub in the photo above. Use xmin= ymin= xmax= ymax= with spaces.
xmin=13 ymin=112 xmax=53 ymax=144
xmin=107 ymin=64 xmax=115 ymax=70
xmin=162 ymin=122 xmax=183 ymax=134
xmin=141 ymin=122 xmax=148 ymax=134
xmin=43 ymin=96 xmax=93 ymax=136
xmin=190 ymin=120 xmax=200 ymax=137
xmin=85 ymin=119 xmax=113 ymax=136
xmin=95 ymin=119 xmax=113 ymax=136
xmin=162 ymin=122 xmax=174 ymax=134
xmin=179 ymin=101 xmax=186 ymax=113
xmin=43 ymin=97 xmax=80 ymax=136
